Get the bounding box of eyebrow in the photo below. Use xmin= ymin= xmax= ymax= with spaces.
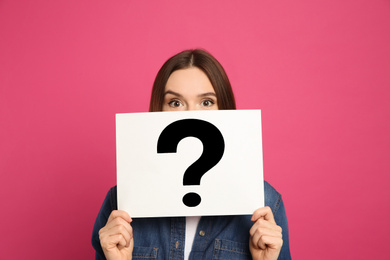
xmin=164 ymin=90 xmax=217 ymax=98
xmin=164 ymin=90 xmax=183 ymax=97
xmin=198 ymin=92 xmax=217 ymax=98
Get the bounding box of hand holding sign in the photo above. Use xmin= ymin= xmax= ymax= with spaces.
xmin=157 ymin=119 xmax=225 ymax=207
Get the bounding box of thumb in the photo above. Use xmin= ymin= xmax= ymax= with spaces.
xmin=128 ymin=237 xmax=134 ymax=260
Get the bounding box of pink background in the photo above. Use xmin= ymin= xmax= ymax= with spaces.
xmin=1 ymin=0 xmax=389 ymax=259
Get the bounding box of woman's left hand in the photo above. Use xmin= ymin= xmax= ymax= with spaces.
xmin=249 ymin=206 xmax=283 ymax=260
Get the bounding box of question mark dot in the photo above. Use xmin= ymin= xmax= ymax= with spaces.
xmin=183 ymin=192 xmax=201 ymax=207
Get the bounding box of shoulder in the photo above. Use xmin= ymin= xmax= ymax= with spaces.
xmin=263 ymin=181 xmax=291 ymax=259
xmin=264 ymin=181 xmax=282 ymax=215
xmin=108 ymin=185 xmax=117 ymax=210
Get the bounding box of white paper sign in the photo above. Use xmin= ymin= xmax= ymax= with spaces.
xmin=116 ymin=110 xmax=264 ymax=217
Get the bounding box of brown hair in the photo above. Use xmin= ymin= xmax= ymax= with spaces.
xmin=149 ymin=49 xmax=236 ymax=112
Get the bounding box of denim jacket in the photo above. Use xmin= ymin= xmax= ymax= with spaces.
xmin=92 ymin=181 xmax=291 ymax=259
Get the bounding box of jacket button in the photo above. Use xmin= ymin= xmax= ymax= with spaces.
xmin=199 ymin=230 xmax=205 ymax=236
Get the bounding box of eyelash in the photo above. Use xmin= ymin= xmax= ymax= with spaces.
xmin=167 ymin=98 xmax=216 ymax=108
xmin=201 ymin=99 xmax=215 ymax=107
xmin=168 ymin=99 xmax=183 ymax=107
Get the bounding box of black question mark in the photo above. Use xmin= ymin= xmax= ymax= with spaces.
xmin=157 ymin=119 xmax=225 ymax=207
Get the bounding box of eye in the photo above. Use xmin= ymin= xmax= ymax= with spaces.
xmin=168 ymin=99 xmax=183 ymax=108
xmin=201 ymin=99 xmax=215 ymax=107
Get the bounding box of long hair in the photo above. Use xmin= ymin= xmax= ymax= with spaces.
xmin=149 ymin=49 xmax=236 ymax=112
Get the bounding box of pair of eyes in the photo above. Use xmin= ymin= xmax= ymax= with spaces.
xmin=167 ymin=98 xmax=216 ymax=108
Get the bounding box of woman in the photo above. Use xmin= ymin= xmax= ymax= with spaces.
xmin=92 ymin=49 xmax=291 ymax=260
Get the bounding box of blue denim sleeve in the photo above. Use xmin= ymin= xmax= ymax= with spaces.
xmin=264 ymin=181 xmax=291 ymax=259
xmin=274 ymin=197 xmax=291 ymax=259
xmin=91 ymin=188 xmax=115 ymax=260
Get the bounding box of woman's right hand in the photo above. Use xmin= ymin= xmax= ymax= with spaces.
xmin=99 ymin=210 xmax=134 ymax=260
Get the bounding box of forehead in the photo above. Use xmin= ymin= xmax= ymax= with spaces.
xmin=165 ymin=67 xmax=215 ymax=93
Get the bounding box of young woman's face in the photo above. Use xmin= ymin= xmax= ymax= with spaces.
xmin=162 ymin=67 xmax=219 ymax=111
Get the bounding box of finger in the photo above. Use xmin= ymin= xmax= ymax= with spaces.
xmin=260 ymin=235 xmax=283 ymax=250
xmin=251 ymin=206 xmax=276 ymax=224
xmin=129 ymin=236 xmax=134 ymax=254
xmin=100 ymin=224 xmax=132 ymax=251
xmin=250 ymin=230 xmax=266 ymax=250
xmin=101 ymin=221 xmax=133 ymax=247
xmin=250 ymin=224 xmax=283 ymax=240
xmin=103 ymin=215 xmax=133 ymax=236
xmin=250 ymin=225 xmax=282 ymax=251
xmin=110 ymin=224 xmax=132 ymax=247
xmin=107 ymin=210 xmax=132 ymax=224
xmin=250 ymin=218 xmax=282 ymax=237
xmin=111 ymin=233 xmax=128 ymax=248
xmin=101 ymin=233 xmax=128 ymax=252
